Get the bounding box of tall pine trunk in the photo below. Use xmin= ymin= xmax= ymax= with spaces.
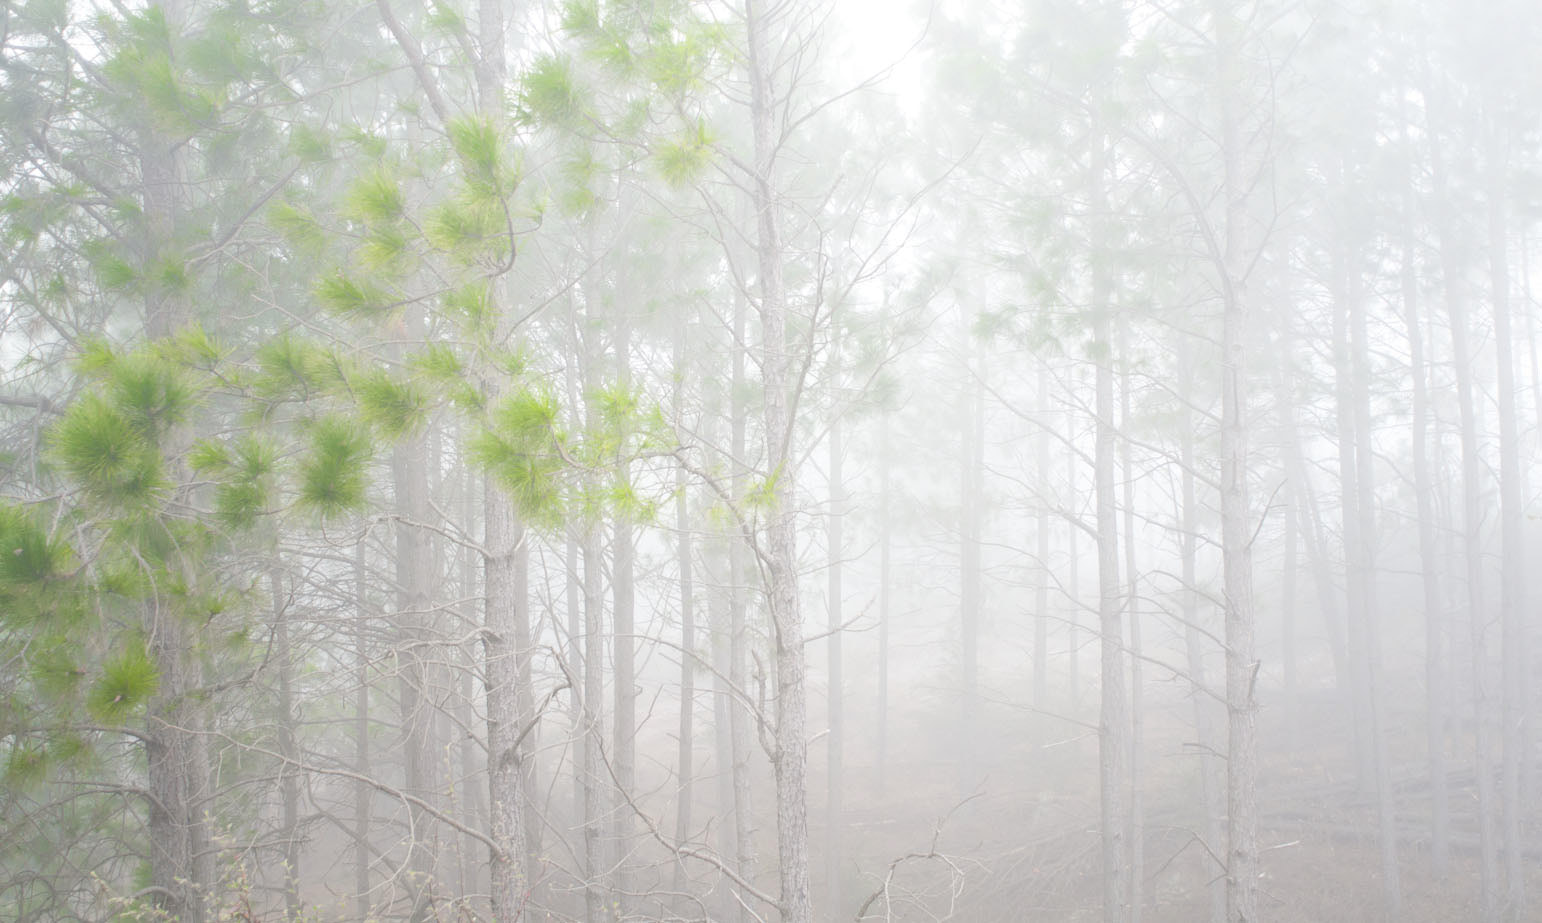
xmin=746 ymin=2 xmax=812 ymax=917
xmin=1428 ymin=81 xmax=1501 ymax=923
xmin=826 ymin=368 xmax=845 ymax=915
xmin=1215 ymin=4 xmax=1258 ymax=917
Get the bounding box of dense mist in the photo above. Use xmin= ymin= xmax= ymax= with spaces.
xmin=2 ymin=0 xmax=1539 ymax=921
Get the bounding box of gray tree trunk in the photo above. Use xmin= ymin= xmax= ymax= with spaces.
xmin=1118 ymin=321 xmax=1145 ymax=923
xmin=486 ymin=482 xmax=531 ymax=923
xmin=746 ymin=2 xmax=812 ymax=918
xmin=1178 ymin=365 xmax=1226 ymax=923
xmin=877 ymin=414 xmax=892 ymax=796
xmin=1035 ymin=367 xmax=1051 ymax=718
xmin=582 ymin=526 xmax=608 ymax=921
xmin=959 ymin=311 xmax=984 ymax=788
xmin=673 ymin=325 xmax=697 ymax=888
xmin=138 ymin=4 xmax=213 ymax=911
xmin=392 ymin=405 xmax=438 ymax=922
xmin=1089 ymin=142 xmax=1129 ymax=923
xmin=826 ymin=373 xmax=845 ymax=916
xmin=355 ymin=535 xmax=373 ymax=920
xmin=1428 ymin=84 xmax=1501 ymax=923
xmin=1402 ymin=198 xmax=1449 ymax=875
xmin=1215 ymin=4 xmax=1258 ymax=918
xmin=612 ymin=320 xmax=637 ymax=916
xmin=272 ymin=567 xmax=303 ymax=922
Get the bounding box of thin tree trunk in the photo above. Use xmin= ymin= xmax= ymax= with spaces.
xmin=1401 ymin=155 xmax=1448 ymax=873
xmin=1334 ymin=253 xmax=1400 ymax=913
xmin=273 ymin=566 xmax=302 ymax=922
xmin=392 ymin=418 xmax=437 ymax=923
xmin=1067 ymin=418 xmax=1081 ymax=720
xmin=1119 ymin=321 xmax=1145 ymax=923
xmin=1428 ymin=80 xmax=1500 ymax=923
xmin=1215 ymin=4 xmax=1258 ymax=917
xmin=139 ymin=5 xmax=212 ymax=911
xmin=877 ymin=414 xmax=891 ymax=796
xmin=582 ymin=525 xmax=608 ymax=922
xmin=1035 ymin=367 xmax=1051 ymax=719
xmin=826 ymin=366 xmax=845 ymax=916
xmin=1179 ymin=377 xmax=1226 ymax=923
xmin=1090 ymin=140 xmax=1129 ymax=923
xmin=612 ymin=319 xmax=637 ymax=916
xmin=486 ymin=481 xmax=531 ymax=923
xmin=1333 ymin=267 xmax=1374 ymax=791
xmin=710 ymin=578 xmax=739 ymax=921
xmin=355 ymin=534 xmax=373 ymax=921
xmin=960 ymin=312 xmax=984 ymax=787
xmin=746 ymin=2 xmax=812 ymax=917
xmin=729 ymin=288 xmax=756 ymax=922
xmin=1487 ymin=120 xmax=1526 ymax=921
xmin=673 ymin=326 xmax=697 ymax=890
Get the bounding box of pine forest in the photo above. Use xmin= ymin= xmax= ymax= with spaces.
xmin=1 ymin=0 xmax=1540 ymax=920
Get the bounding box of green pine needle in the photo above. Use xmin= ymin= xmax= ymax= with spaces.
xmin=51 ymin=394 xmax=163 ymax=507
xmin=86 ymin=645 xmax=160 ymax=722
xmin=0 ymin=504 xmax=71 ymax=588
xmin=522 ymin=55 xmax=585 ymax=125
xmin=356 ymin=369 xmax=428 ymax=439
xmin=298 ymin=416 xmax=371 ymax=517
xmin=655 ymin=121 xmax=715 ymax=187
xmin=316 ymin=272 xmax=395 ymax=318
xmin=345 ymin=168 xmax=406 ymax=225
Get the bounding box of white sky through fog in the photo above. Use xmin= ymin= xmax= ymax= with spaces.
xmin=828 ymin=0 xmax=930 ymax=120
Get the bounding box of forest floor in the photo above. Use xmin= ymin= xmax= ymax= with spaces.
xmin=824 ymin=683 xmax=1542 ymax=922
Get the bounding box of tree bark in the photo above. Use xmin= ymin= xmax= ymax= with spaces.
xmin=826 ymin=362 xmax=845 ymax=916
xmin=485 ymin=483 xmax=531 ymax=923
xmin=673 ymin=325 xmax=697 ymax=890
xmin=1091 ymin=142 xmax=1129 ymax=923
xmin=392 ymin=411 xmax=438 ymax=922
xmin=746 ymin=2 xmax=812 ymax=918
xmin=1403 ymin=199 xmax=1449 ymax=876
xmin=272 ymin=567 xmax=303 ymax=922
xmin=877 ymin=413 xmax=892 ymax=796
xmin=1035 ymin=367 xmax=1052 ymax=719
xmin=612 ymin=320 xmax=637 ymax=916
xmin=1178 ymin=363 xmax=1226 ymax=923
xmin=355 ymin=535 xmax=374 ymax=921
xmin=1215 ymin=4 xmax=1257 ymax=918
xmin=1487 ymin=118 xmax=1526 ymax=921
xmin=582 ymin=525 xmax=608 ymax=921
xmin=1119 ymin=320 xmax=1145 ymax=923
xmin=1428 ymin=79 xmax=1500 ymax=923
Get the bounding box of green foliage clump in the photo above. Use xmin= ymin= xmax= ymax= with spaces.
xmin=51 ymin=394 xmax=164 ymax=508
xmin=522 ymin=54 xmax=586 ymax=125
xmin=268 ymin=201 xmax=328 ymax=255
xmin=253 ymin=333 xmax=331 ymax=398
xmin=0 ymin=504 xmax=70 ymax=589
xmin=82 ymin=238 xmax=140 ymax=292
xmin=470 ymin=389 xmax=566 ymax=524
xmin=426 ymin=196 xmax=504 ymax=259
xmin=315 ymin=273 xmax=395 ymax=319
xmin=359 ymin=225 xmax=414 ymax=277
xmin=0 ymin=504 xmax=79 ymax=627
xmin=192 ymin=435 xmax=277 ymax=529
xmin=345 ymin=167 xmax=407 ymax=225
xmin=85 ymin=644 xmax=160 ymax=722
xmin=443 ymin=281 xmax=493 ymax=335
xmin=655 ymin=120 xmax=715 ymax=187
xmin=447 ymin=116 xmax=509 ymax=196
xmin=298 ymin=416 xmax=371 ymax=517
xmin=101 ymin=9 xmax=220 ymax=134
xmin=355 ymin=368 xmax=428 ymax=439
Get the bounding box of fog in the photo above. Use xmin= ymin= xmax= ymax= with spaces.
xmin=1 ymin=0 xmax=1539 ymax=921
